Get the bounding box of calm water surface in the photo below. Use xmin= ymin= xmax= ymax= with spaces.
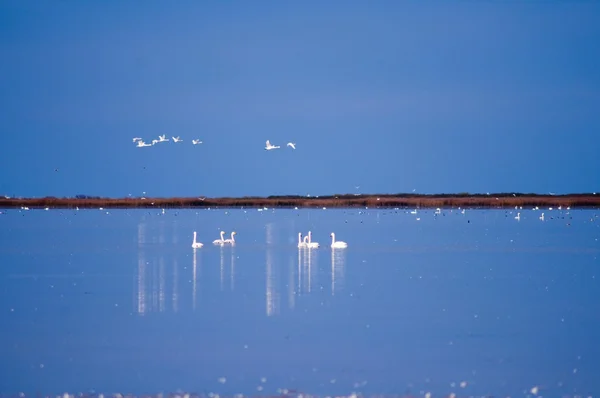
xmin=1 ymin=208 xmax=599 ymax=396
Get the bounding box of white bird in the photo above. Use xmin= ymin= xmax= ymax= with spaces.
xmin=212 ymin=231 xmax=225 ymax=244
xmin=287 ymin=142 xmax=296 ymax=150
xmin=158 ymin=134 xmax=169 ymax=142
xmin=265 ymin=140 xmax=280 ymax=150
xmin=223 ymin=231 xmax=237 ymax=244
xmin=515 ymin=212 xmax=520 ymax=221
xmin=297 ymin=232 xmax=307 ymax=248
xmin=132 ymin=137 xmax=142 ymax=142
xmin=151 ymin=139 xmax=159 ymax=145
xmin=306 ymin=231 xmax=319 ymax=248
xmin=539 ymin=213 xmax=545 ymax=221
xmin=136 ymin=140 xmax=152 ymax=147
xmin=330 ymin=232 xmax=348 ymax=248
xmin=172 ymin=136 xmax=183 ymax=143
xmin=192 ymin=139 xmax=203 ymax=145
xmin=192 ymin=231 xmax=203 ymax=248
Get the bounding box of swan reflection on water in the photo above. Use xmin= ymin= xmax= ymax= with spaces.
xmin=192 ymin=248 xmax=200 ymax=311
xmin=135 ymin=221 xmax=347 ymax=317
xmin=266 ymin=223 xmax=279 ymax=316
xmin=331 ymin=248 xmax=347 ymax=296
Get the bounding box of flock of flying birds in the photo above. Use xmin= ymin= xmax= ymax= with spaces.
xmin=133 ymin=135 xmax=296 ymax=150
xmin=132 ymin=134 xmax=202 ymax=147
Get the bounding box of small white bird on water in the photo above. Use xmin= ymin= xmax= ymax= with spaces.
xmin=192 ymin=139 xmax=203 ymax=145
xmin=287 ymin=142 xmax=296 ymax=150
xmin=265 ymin=140 xmax=280 ymax=150
xmin=330 ymin=232 xmax=348 ymax=248
xmin=192 ymin=231 xmax=203 ymax=248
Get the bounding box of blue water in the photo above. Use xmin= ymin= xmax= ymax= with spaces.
xmin=1 ymin=207 xmax=599 ymax=396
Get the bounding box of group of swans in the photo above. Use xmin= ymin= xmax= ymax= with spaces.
xmin=133 ymin=135 xmax=202 ymax=147
xmin=298 ymin=231 xmax=348 ymax=249
xmin=297 ymin=231 xmax=320 ymax=248
xmin=212 ymin=231 xmax=236 ymax=245
xmin=194 ymin=230 xmax=346 ymax=249
xmin=514 ymin=212 xmax=545 ymax=221
xmin=192 ymin=230 xmax=236 ymax=248
xmin=265 ymin=140 xmax=296 ymax=150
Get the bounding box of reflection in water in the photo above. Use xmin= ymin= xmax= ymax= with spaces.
xmin=230 ymin=246 xmax=236 ymax=291
xmin=288 ymin=257 xmax=295 ymax=310
xmin=151 ymin=259 xmax=158 ymax=310
xmin=331 ymin=248 xmax=347 ymax=296
xmin=298 ymin=246 xmax=316 ymax=294
xmin=135 ymin=219 xmax=182 ymax=315
xmin=192 ymin=248 xmax=199 ymax=311
xmin=172 ymin=259 xmax=179 ymax=313
xmin=137 ymin=222 xmax=146 ymax=315
xmin=134 ymin=220 xmax=350 ymax=316
xmin=159 ymin=257 xmax=165 ymax=312
xmin=220 ymin=245 xmax=225 ymax=291
xmin=266 ymin=223 xmax=279 ymax=316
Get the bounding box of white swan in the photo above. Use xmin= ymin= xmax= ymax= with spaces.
xmin=213 ymin=231 xmax=225 ymax=244
xmin=223 ymin=231 xmax=236 ymax=244
xmin=158 ymin=134 xmax=169 ymax=142
xmin=265 ymin=140 xmax=280 ymax=150
xmin=330 ymin=232 xmax=348 ymax=248
xmin=539 ymin=213 xmax=545 ymax=221
xmin=192 ymin=139 xmax=203 ymax=145
xmin=306 ymin=231 xmax=319 ymax=248
xmin=297 ymin=232 xmax=307 ymax=248
xmin=515 ymin=212 xmax=520 ymax=221
xmin=136 ymin=140 xmax=152 ymax=147
xmin=287 ymin=142 xmax=296 ymax=150
xmin=192 ymin=231 xmax=203 ymax=248
xmin=172 ymin=136 xmax=183 ymax=143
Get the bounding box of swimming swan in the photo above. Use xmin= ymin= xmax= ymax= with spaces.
xmin=223 ymin=231 xmax=237 ymax=244
xmin=192 ymin=231 xmax=203 ymax=248
xmin=306 ymin=231 xmax=320 ymax=249
xmin=298 ymin=232 xmax=307 ymax=248
xmin=330 ymin=232 xmax=348 ymax=248
xmin=213 ymin=231 xmax=225 ymax=244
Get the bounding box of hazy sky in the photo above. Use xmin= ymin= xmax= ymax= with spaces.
xmin=1 ymin=1 xmax=599 ymax=198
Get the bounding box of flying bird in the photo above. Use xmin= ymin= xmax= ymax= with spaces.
xmin=265 ymin=140 xmax=280 ymax=150
xmin=172 ymin=136 xmax=183 ymax=143
xmin=136 ymin=140 xmax=152 ymax=147
xmin=192 ymin=139 xmax=203 ymax=145
xmin=287 ymin=142 xmax=296 ymax=150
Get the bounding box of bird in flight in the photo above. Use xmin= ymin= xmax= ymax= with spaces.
xmin=287 ymin=142 xmax=296 ymax=150
xmin=265 ymin=140 xmax=280 ymax=150
xmin=192 ymin=139 xmax=203 ymax=145
xmin=136 ymin=140 xmax=152 ymax=147
xmin=172 ymin=136 xmax=183 ymax=143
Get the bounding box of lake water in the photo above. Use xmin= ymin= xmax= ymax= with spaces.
xmin=1 ymin=207 xmax=599 ymax=397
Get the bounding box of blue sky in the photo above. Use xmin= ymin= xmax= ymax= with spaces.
xmin=1 ymin=1 xmax=599 ymax=198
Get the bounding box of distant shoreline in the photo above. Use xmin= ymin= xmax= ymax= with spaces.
xmin=1 ymin=193 xmax=599 ymax=209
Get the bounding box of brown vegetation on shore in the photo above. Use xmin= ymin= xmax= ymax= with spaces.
xmin=1 ymin=193 xmax=599 ymax=209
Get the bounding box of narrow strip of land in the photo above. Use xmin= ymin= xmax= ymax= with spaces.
xmin=1 ymin=193 xmax=599 ymax=209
